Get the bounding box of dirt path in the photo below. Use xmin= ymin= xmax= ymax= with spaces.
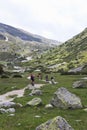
xmin=0 ymin=88 xmax=25 ymax=102
xmin=0 ymin=84 xmax=44 ymax=102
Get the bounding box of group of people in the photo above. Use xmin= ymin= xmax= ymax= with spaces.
xmin=29 ymin=73 xmax=56 ymax=86
xmin=45 ymin=75 xmax=55 ymax=84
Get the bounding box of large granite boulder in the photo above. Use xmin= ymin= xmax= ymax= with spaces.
xmin=27 ymin=97 xmax=42 ymax=106
xmin=50 ymin=87 xmax=83 ymax=109
xmin=73 ymin=80 xmax=87 ymax=88
xmin=36 ymin=116 xmax=74 ymax=130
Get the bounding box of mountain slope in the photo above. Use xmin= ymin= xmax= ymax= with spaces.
xmin=32 ymin=28 xmax=87 ymax=72
xmin=0 ymin=23 xmax=60 ymax=63
xmin=0 ymin=23 xmax=59 ymax=44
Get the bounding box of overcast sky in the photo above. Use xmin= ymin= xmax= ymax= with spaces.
xmin=0 ymin=0 xmax=87 ymax=42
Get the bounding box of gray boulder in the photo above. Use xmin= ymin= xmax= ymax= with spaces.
xmin=45 ymin=104 xmax=53 ymax=109
xmin=0 ymin=102 xmax=15 ymax=108
xmin=0 ymin=108 xmax=7 ymax=114
xmin=50 ymin=87 xmax=83 ymax=109
xmin=0 ymin=108 xmax=15 ymax=114
xmin=0 ymin=102 xmax=23 ymax=108
xmin=68 ymin=66 xmax=83 ymax=73
xmin=27 ymin=97 xmax=42 ymax=106
xmin=30 ymin=89 xmax=42 ymax=96
xmin=73 ymin=80 xmax=87 ymax=88
xmin=36 ymin=116 xmax=74 ymax=130
xmin=6 ymin=108 xmax=15 ymax=113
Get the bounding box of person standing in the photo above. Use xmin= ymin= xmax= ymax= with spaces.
xmin=37 ymin=73 xmax=42 ymax=80
xmin=50 ymin=76 xmax=55 ymax=84
xmin=30 ymin=74 xmax=35 ymax=86
xmin=45 ymin=75 xmax=49 ymax=82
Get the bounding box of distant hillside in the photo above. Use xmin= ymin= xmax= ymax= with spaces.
xmin=0 ymin=23 xmax=60 ymax=44
xmin=0 ymin=23 xmax=60 ymax=63
xmin=31 ymin=28 xmax=87 ymax=73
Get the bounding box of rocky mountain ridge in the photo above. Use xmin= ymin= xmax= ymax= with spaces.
xmin=0 ymin=23 xmax=59 ymax=44
xmin=0 ymin=23 xmax=60 ymax=64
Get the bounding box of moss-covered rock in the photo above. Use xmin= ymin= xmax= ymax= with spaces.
xmin=36 ymin=116 xmax=74 ymax=130
xmin=50 ymin=87 xmax=83 ymax=109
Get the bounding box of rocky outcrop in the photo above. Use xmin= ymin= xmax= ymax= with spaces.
xmin=36 ymin=116 xmax=74 ymax=130
xmin=68 ymin=66 xmax=83 ymax=73
xmin=50 ymin=87 xmax=83 ymax=109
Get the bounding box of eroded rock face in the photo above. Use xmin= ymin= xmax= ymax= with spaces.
xmin=36 ymin=116 xmax=74 ymax=130
xmin=50 ymin=87 xmax=83 ymax=109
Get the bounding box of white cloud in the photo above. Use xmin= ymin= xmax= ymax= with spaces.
xmin=0 ymin=0 xmax=87 ymax=42
xmin=41 ymin=30 xmax=55 ymax=39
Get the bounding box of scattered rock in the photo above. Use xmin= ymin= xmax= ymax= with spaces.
xmin=81 ymin=77 xmax=87 ymax=80
xmin=75 ymin=120 xmax=82 ymax=122
xmin=73 ymin=80 xmax=87 ymax=88
xmin=83 ymin=108 xmax=87 ymax=112
xmin=35 ymin=115 xmax=41 ymax=118
xmin=15 ymin=103 xmax=23 ymax=108
xmin=68 ymin=66 xmax=83 ymax=73
xmin=50 ymin=87 xmax=83 ymax=109
xmin=0 ymin=108 xmax=7 ymax=114
xmin=6 ymin=108 xmax=15 ymax=113
xmin=0 ymin=102 xmax=22 ymax=108
xmin=45 ymin=104 xmax=53 ymax=109
xmin=8 ymin=113 xmax=15 ymax=116
xmin=36 ymin=116 xmax=74 ymax=130
xmin=17 ymin=123 xmax=21 ymax=126
xmin=0 ymin=108 xmax=15 ymax=114
xmin=0 ymin=102 xmax=16 ymax=108
xmin=27 ymin=97 xmax=42 ymax=107
xmin=30 ymin=89 xmax=42 ymax=96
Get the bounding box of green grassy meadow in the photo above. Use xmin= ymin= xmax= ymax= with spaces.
xmin=0 ymin=73 xmax=87 ymax=130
